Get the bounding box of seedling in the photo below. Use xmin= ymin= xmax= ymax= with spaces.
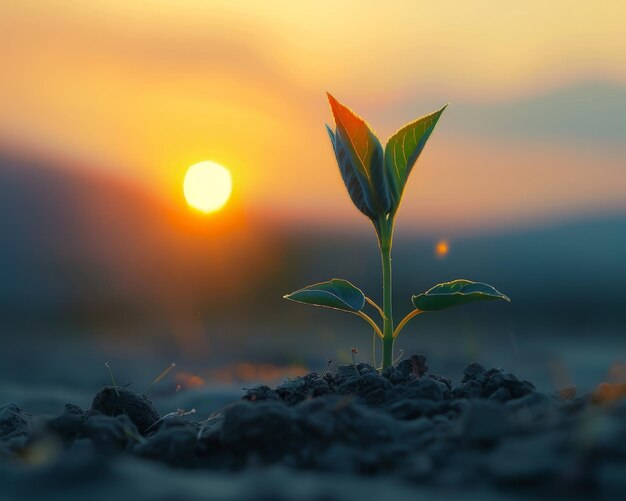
xmin=284 ymin=94 xmax=510 ymax=370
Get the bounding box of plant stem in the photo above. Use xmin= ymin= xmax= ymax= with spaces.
xmin=378 ymin=217 xmax=395 ymax=369
xmin=382 ymin=335 xmax=394 ymax=369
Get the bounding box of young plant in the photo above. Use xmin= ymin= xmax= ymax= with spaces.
xmin=284 ymin=94 xmax=510 ymax=370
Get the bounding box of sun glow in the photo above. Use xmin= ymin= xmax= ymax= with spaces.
xmin=183 ymin=161 xmax=233 ymax=213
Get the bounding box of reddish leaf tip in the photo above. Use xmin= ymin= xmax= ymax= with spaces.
xmin=326 ymin=93 xmax=345 ymax=123
xmin=326 ymin=92 xmax=338 ymax=109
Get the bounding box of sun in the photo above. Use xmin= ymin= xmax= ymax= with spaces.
xmin=183 ymin=161 xmax=233 ymax=213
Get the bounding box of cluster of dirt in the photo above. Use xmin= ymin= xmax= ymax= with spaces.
xmin=2 ymin=355 xmax=626 ymax=499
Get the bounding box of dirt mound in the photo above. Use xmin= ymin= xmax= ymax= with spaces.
xmin=2 ymin=355 xmax=626 ymax=499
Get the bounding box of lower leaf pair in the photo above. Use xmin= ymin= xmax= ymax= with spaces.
xmin=284 ymin=278 xmax=509 ymax=345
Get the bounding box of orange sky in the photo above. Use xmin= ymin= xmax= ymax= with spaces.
xmin=2 ymin=1 xmax=625 ymax=232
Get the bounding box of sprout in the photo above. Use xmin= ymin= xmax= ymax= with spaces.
xmin=284 ymin=94 xmax=510 ymax=370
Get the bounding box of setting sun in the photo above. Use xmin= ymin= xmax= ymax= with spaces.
xmin=183 ymin=161 xmax=233 ymax=213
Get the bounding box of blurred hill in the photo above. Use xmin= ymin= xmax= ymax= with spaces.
xmin=0 ymin=153 xmax=282 ymax=332
xmin=1 ymin=152 xmax=625 ymax=356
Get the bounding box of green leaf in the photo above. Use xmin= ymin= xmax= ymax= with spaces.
xmin=385 ymin=105 xmax=447 ymax=207
xmin=327 ymin=93 xmax=392 ymax=217
xmin=283 ymin=278 xmax=365 ymax=313
xmin=326 ymin=123 xmax=375 ymax=219
xmin=412 ymin=279 xmax=510 ymax=312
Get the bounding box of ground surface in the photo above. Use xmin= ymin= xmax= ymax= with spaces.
xmin=2 ymin=355 xmax=626 ymax=500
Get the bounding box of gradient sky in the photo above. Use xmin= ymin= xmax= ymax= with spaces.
xmin=2 ymin=0 xmax=625 ymax=233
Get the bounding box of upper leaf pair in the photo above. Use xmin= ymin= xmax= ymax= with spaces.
xmin=326 ymin=93 xmax=446 ymax=220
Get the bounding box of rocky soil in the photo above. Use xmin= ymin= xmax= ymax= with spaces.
xmin=2 ymin=355 xmax=626 ymax=500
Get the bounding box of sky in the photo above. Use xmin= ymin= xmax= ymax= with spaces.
xmin=1 ymin=0 xmax=625 ymax=233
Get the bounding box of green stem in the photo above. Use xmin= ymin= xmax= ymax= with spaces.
xmin=382 ymin=335 xmax=394 ymax=369
xmin=378 ymin=216 xmax=395 ymax=369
